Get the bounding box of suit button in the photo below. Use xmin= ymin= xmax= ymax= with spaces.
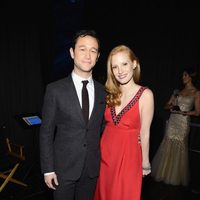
xmin=83 ymin=144 xmax=86 ymax=147
xmin=86 ymin=129 xmax=88 ymax=132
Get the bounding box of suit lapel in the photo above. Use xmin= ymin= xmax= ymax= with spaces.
xmin=66 ymin=76 xmax=104 ymax=126
xmin=66 ymin=76 xmax=85 ymax=124
xmin=89 ymin=81 xmax=104 ymax=125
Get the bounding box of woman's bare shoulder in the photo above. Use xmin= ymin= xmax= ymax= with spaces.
xmin=140 ymin=86 xmax=154 ymax=100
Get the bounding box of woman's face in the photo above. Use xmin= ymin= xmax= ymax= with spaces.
xmin=111 ymin=51 xmax=136 ymax=85
xmin=182 ymin=71 xmax=191 ymax=85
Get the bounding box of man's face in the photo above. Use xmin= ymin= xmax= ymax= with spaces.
xmin=70 ymin=35 xmax=100 ymax=78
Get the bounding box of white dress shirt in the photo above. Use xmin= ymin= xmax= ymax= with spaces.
xmin=71 ymin=70 xmax=94 ymax=118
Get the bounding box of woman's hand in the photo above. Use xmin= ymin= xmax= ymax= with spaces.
xmin=142 ymin=165 xmax=151 ymax=177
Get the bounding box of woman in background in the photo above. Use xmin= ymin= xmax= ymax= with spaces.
xmin=94 ymin=45 xmax=154 ymax=200
xmin=151 ymin=67 xmax=200 ymax=186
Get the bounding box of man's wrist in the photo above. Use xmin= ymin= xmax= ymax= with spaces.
xmin=44 ymin=172 xmax=55 ymax=176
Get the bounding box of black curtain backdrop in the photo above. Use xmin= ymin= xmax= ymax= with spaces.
xmin=0 ymin=0 xmax=53 ymax=164
xmin=0 ymin=23 xmax=44 ymax=163
xmin=0 ymin=0 xmax=199 ymax=164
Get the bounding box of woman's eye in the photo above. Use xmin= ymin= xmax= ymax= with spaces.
xmin=123 ymin=62 xmax=128 ymax=66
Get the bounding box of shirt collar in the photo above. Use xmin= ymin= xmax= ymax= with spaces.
xmin=72 ymin=70 xmax=93 ymax=86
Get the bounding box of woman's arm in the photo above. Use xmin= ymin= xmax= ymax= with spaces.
xmin=139 ymin=88 xmax=154 ymax=176
xmin=164 ymin=95 xmax=177 ymax=110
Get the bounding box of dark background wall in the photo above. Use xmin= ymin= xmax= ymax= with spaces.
xmin=52 ymin=0 xmax=200 ymax=158
xmin=0 ymin=0 xmax=199 ymax=164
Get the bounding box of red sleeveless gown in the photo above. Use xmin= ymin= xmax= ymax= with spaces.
xmin=94 ymin=87 xmax=146 ymax=200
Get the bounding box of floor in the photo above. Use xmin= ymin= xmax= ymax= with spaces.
xmin=141 ymin=175 xmax=200 ymax=200
xmin=0 ymin=160 xmax=200 ymax=200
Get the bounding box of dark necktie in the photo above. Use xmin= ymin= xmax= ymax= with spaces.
xmin=82 ymin=80 xmax=89 ymax=123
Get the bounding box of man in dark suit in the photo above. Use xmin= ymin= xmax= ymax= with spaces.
xmin=40 ymin=29 xmax=106 ymax=200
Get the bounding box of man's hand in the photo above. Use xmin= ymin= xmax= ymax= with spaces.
xmin=44 ymin=173 xmax=59 ymax=190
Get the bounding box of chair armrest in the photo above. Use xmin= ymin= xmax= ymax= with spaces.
xmin=6 ymin=138 xmax=25 ymax=160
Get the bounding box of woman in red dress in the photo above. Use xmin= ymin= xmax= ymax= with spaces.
xmin=94 ymin=45 xmax=154 ymax=200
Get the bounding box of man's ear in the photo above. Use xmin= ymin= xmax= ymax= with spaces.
xmin=69 ymin=47 xmax=74 ymax=59
xmin=96 ymin=53 xmax=100 ymax=62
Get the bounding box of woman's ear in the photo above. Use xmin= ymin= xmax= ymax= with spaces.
xmin=133 ymin=60 xmax=137 ymax=69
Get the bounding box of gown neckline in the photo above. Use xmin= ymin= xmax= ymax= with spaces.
xmin=111 ymin=86 xmax=146 ymax=125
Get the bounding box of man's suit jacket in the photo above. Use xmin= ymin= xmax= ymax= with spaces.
xmin=40 ymin=75 xmax=106 ymax=182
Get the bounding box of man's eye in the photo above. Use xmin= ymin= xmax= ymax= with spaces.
xmin=91 ymin=50 xmax=97 ymax=53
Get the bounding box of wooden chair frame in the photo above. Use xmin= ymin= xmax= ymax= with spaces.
xmin=0 ymin=138 xmax=27 ymax=192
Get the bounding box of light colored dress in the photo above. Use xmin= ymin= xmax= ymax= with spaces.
xmin=151 ymin=95 xmax=195 ymax=186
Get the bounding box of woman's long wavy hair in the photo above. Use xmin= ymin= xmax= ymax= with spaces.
xmin=105 ymin=45 xmax=141 ymax=107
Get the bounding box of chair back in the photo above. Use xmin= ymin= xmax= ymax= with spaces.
xmin=0 ymin=140 xmax=6 ymax=155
